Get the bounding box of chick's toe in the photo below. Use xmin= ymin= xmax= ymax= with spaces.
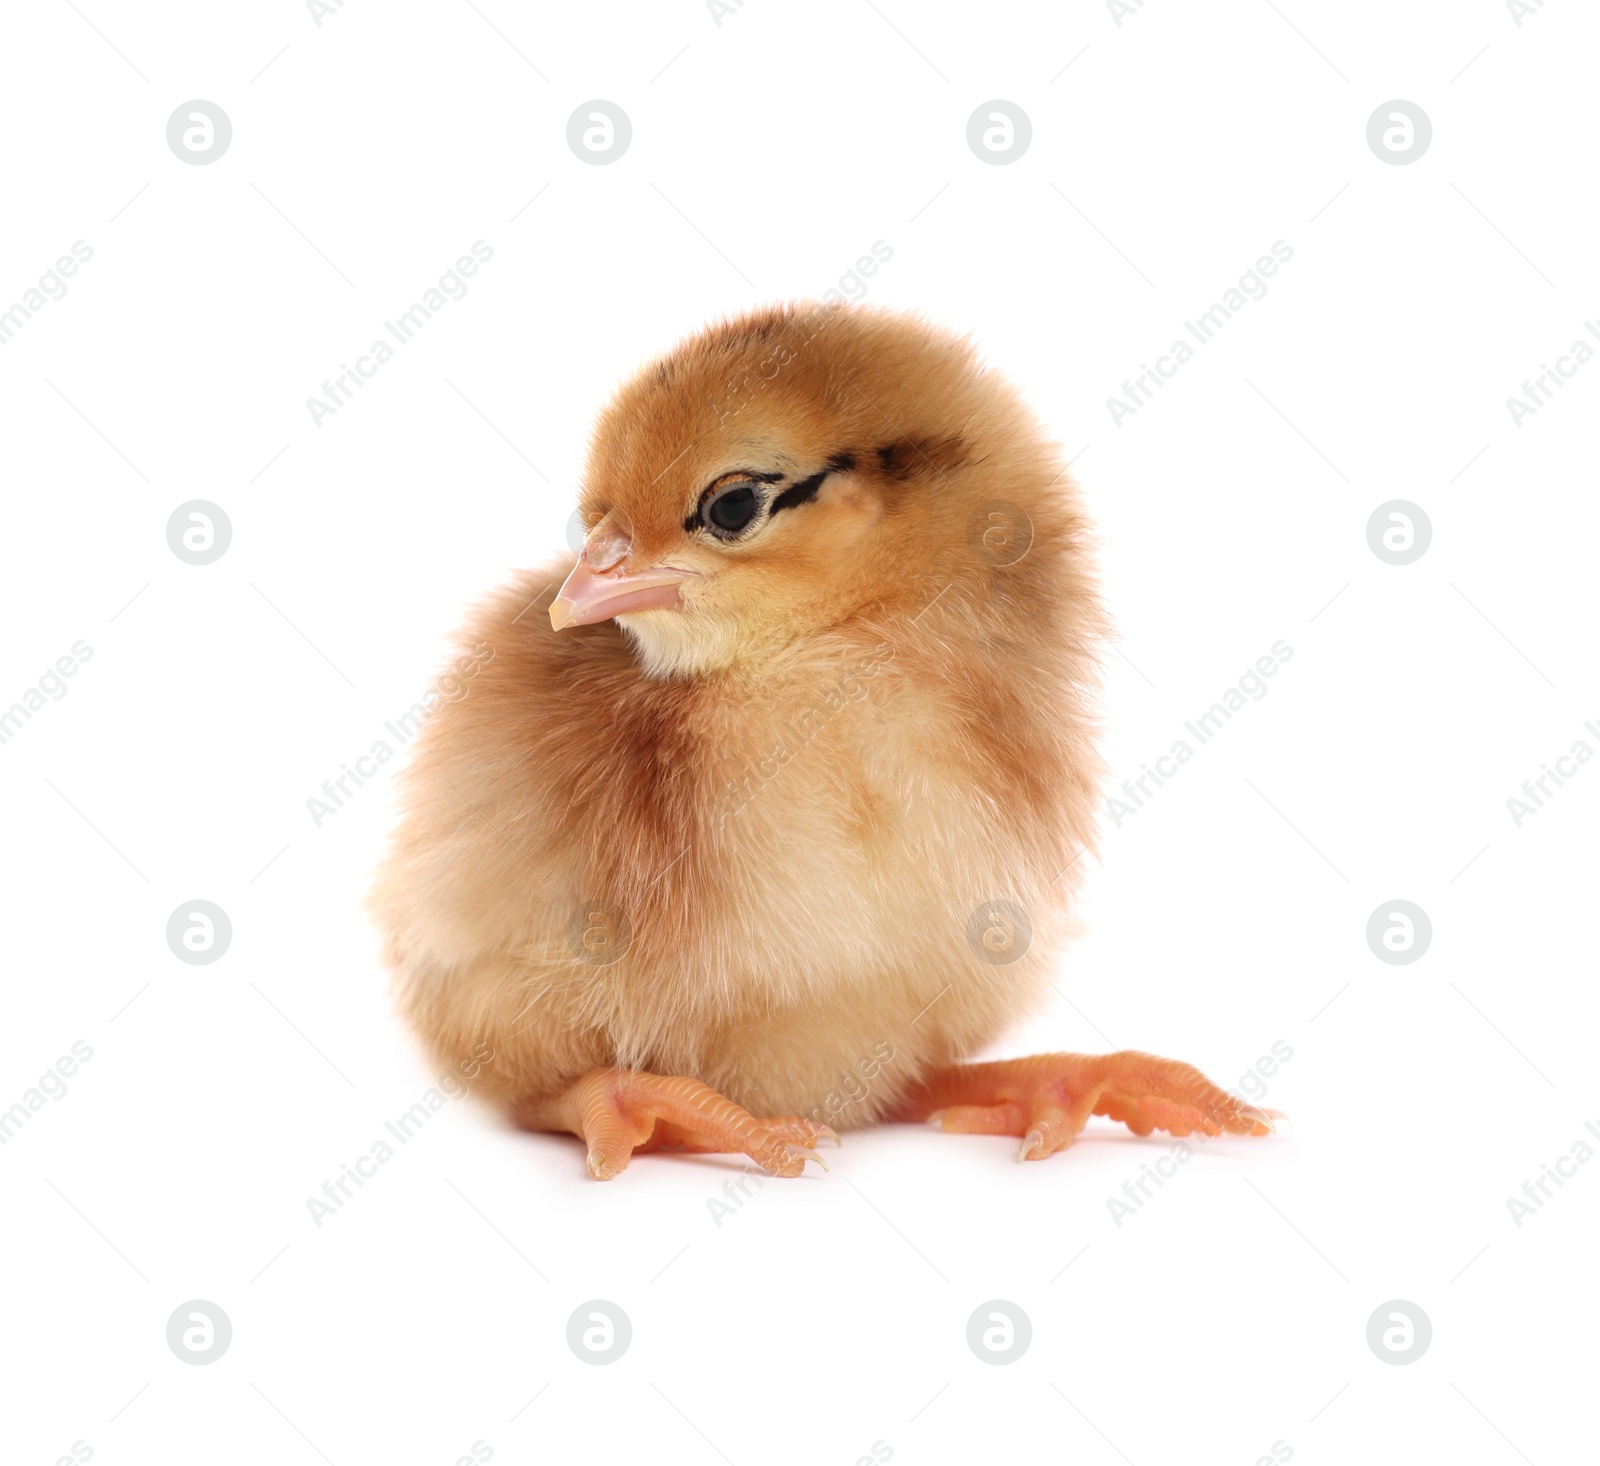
xmin=515 ymin=1069 xmax=834 ymax=1181
xmin=897 ymin=1051 xmax=1279 ymax=1162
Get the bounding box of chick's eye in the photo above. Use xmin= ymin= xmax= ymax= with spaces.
xmin=703 ymin=483 xmax=759 ymax=535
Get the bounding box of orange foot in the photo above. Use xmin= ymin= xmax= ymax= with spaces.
xmin=892 ymin=1051 xmax=1278 ymax=1162
xmin=515 ymin=1069 xmax=838 ymax=1181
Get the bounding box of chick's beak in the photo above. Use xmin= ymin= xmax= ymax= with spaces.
xmin=549 ymin=516 xmax=697 ymax=631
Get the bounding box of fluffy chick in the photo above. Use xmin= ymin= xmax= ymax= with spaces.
xmin=370 ymin=302 xmax=1272 ymax=1178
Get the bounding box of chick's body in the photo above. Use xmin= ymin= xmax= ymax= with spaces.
xmin=373 ymin=304 xmax=1268 ymax=1176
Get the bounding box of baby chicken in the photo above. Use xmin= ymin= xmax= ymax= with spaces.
xmin=370 ymin=302 xmax=1272 ymax=1178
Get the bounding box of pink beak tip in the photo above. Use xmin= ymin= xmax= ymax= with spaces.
xmin=548 ymin=556 xmax=693 ymax=632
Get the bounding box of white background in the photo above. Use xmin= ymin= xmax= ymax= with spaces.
xmin=2 ymin=2 xmax=1596 ymax=1462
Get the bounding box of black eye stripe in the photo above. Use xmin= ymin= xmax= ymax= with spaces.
xmin=770 ymin=472 xmax=825 ymax=514
xmin=769 ymin=452 xmax=855 ymax=516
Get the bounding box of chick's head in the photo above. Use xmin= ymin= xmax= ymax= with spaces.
xmin=553 ymin=302 xmax=1046 ymax=678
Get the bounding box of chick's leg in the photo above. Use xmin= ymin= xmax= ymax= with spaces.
xmin=515 ymin=1069 xmax=836 ymax=1181
xmin=893 ymin=1051 xmax=1276 ymax=1162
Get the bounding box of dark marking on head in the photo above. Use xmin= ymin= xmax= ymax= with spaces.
xmin=706 ymin=307 xmax=794 ymax=353
xmin=874 ymin=435 xmax=968 ymax=482
xmin=770 ymin=471 xmax=827 ymax=515
xmin=769 ymin=451 xmax=855 ymax=515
